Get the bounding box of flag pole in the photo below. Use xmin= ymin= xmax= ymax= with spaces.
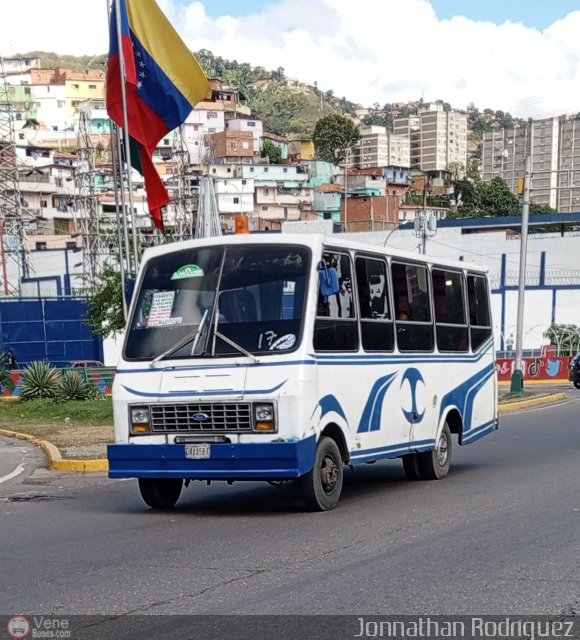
xmin=110 ymin=123 xmax=129 ymax=319
xmin=113 ymin=0 xmax=140 ymax=276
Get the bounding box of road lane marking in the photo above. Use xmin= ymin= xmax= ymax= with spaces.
xmin=0 ymin=464 xmax=25 ymax=485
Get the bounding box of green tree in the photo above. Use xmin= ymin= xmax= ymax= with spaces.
xmin=262 ymin=139 xmax=283 ymax=164
xmin=452 ymin=178 xmax=481 ymax=215
xmin=85 ymin=265 xmax=125 ymax=338
xmin=544 ymin=324 xmax=580 ymax=356
xmin=312 ymin=114 xmax=359 ymax=164
xmin=362 ymin=112 xmax=393 ymax=130
xmin=479 ymin=177 xmax=520 ymax=216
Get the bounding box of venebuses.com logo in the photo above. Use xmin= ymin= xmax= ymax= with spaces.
xmin=6 ymin=615 xmax=71 ymax=639
xmin=7 ymin=617 xmax=30 ymax=639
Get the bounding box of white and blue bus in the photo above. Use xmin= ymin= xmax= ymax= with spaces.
xmin=108 ymin=233 xmax=498 ymax=511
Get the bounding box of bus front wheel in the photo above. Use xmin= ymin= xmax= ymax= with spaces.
xmin=138 ymin=478 xmax=183 ymax=509
xmin=299 ymin=436 xmax=343 ymax=511
xmin=417 ymin=423 xmax=452 ymax=480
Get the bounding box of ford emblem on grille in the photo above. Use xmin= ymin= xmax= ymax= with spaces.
xmin=192 ymin=413 xmax=209 ymax=422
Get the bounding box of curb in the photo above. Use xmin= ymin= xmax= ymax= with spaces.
xmin=0 ymin=428 xmax=108 ymax=473
xmin=498 ymin=380 xmax=569 ymax=387
xmin=498 ymin=392 xmax=567 ymax=414
xmin=0 ymin=392 xmax=568 ymax=472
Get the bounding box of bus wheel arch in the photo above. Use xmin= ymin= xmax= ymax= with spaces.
xmin=320 ymin=422 xmax=349 ymax=464
xmin=443 ymin=408 xmax=463 ymax=443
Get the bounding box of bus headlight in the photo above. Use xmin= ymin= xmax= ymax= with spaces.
xmin=130 ymin=406 xmax=150 ymax=434
xmin=254 ymin=403 xmax=276 ymax=432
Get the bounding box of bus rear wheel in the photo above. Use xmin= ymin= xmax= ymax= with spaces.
xmin=138 ymin=478 xmax=183 ymax=509
xmin=299 ymin=436 xmax=343 ymax=511
xmin=417 ymin=423 xmax=452 ymax=480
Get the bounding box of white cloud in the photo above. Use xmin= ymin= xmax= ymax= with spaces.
xmin=2 ymin=0 xmax=580 ymax=117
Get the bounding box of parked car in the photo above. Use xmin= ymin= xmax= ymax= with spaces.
xmin=69 ymin=360 xmax=104 ymax=368
xmin=569 ymin=354 xmax=580 ymax=389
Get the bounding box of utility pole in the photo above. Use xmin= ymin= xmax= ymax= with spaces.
xmin=510 ymin=154 xmax=532 ymax=393
xmin=421 ymin=183 xmax=428 ymax=254
xmin=343 ymin=148 xmax=350 ymax=231
xmin=413 ymin=211 xmax=437 ymax=254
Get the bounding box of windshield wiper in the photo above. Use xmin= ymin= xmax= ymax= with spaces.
xmin=212 ymin=329 xmax=259 ymax=363
xmin=149 ymin=309 xmax=209 ymax=368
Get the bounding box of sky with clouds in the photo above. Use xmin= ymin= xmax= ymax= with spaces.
xmin=1 ymin=0 xmax=579 ymax=118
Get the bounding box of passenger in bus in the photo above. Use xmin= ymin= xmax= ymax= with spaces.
xmin=396 ymin=311 xmax=410 ymax=349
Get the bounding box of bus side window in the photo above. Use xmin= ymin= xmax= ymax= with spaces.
xmin=355 ymin=256 xmax=394 ymax=352
xmin=391 ymin=261 xmax=434 ymax=352
xmin=314 ymin=251 xmax=358 ymax=352
xmin=467 ymin=275 xmax=492 ymax=350
xmin=432 ymin=269 xmax=468 ymax=352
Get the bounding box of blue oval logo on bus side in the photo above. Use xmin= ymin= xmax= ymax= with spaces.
xmin=192 ymin=413 xmax=209 ymax=422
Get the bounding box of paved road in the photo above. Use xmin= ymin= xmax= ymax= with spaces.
xmin=0 ymin=435 xmax=44 ymax=487
xmin=1 ymin=395 xmax=579 ymax=619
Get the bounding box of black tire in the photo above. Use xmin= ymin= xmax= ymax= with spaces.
xmin=574 ymin=380 xmax=580 ymax=390
xmin=402 ymin=453 xmax=423 ymax=480
xmin=417 ymin=423 xmax=452 ymax=480
xmin=299 ymin=436 xmax=343 ymax=511
xmin=138 ymin=478 xmax=183 ymax=509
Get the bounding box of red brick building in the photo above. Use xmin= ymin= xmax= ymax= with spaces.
xmin=341 ymin=194 xmax=400 ymax=232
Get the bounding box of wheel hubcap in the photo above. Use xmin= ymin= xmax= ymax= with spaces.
xmin=436 ymin=432 xmax=449 ymax=466
xmin=320 ymin=455 xmax=339 ymax=493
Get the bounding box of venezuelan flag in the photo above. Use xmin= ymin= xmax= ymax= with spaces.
xmin=107 ymin=0 xmax=210 ymax=231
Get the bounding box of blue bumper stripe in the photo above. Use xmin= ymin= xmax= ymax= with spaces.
xmin=107 ymin=436 xmax=316 ymax=480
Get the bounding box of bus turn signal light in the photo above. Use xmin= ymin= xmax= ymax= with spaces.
xmin=255 ymin=421 xmax=276 ymax=432
xmin=235 ymin=215 xmax=250 ymax=234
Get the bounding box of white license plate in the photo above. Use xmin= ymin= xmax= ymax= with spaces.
xmin=184 ymin=443 xmax=211 ymax=459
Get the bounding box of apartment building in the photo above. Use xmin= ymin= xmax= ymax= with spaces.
xmin=352 ymin=125 xmax=410 ymax=170
xmin=183 ymin=105 xmax=226 ymax=164
xmin=557 ymin=116 xmax=580 ymax=213
xmin=394 ymin=104 xmax=467 ymax=176
xmin=205 ymin=130 xmax=254 ymax=164
xmin=241 ymin=164 xmax=313 ymax=227
xmin=213 ymin=176 xmax=255 ymax=231
xmin=225 ymin=117 xmax=263 ymax=155
xmin=481 ymin=118 xmax=562 ymax=210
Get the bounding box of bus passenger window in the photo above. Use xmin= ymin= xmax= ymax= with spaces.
xmin=432 ymin=269 xmax=468 ymax=352
xmin=355 ymin=256 xmax=394 ymax=351
xmin=314 ymin=251 xmax=358 ymax=352
xmin=391 ymin=262 xmax=434 ymax=352
xmin=467 ymin=275 xmax=492 ymax=350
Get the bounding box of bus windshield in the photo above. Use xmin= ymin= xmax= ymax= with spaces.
xmin=124 ymin=244 xmax=311 ymax=360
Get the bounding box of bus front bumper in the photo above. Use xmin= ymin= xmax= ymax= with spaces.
xmin=107 ymin=436 xmax=316 ymax=480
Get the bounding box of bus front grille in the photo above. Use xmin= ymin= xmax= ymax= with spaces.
xmin=150 ymin=403 xmax=253 ymax=432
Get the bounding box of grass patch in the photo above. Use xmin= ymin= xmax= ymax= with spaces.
xmin=0 ymin=398 xmax=114 ymax=454
xmin=0 ymin=398 xmax=113 ymax=425
xmin=499 ymin=391 xmax=540 ymax=403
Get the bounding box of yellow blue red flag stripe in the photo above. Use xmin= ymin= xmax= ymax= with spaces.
xmin=107 ymin=0 xmax=210 ymax=231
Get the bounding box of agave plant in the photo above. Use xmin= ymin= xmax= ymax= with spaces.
xmin=56 ymin=370 xmax=103 ymax=401
xmin=0 ymin=349 xmax=10 ymax=389
xmin=20 ymin=361 xmax=60 ymax=400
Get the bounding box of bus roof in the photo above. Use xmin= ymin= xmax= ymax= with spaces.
xmin=140 ymin=233 xmax=488 ymax=274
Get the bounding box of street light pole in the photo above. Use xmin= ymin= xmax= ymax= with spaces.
xmin=510 ymin=154 xmax=532 ymax=393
